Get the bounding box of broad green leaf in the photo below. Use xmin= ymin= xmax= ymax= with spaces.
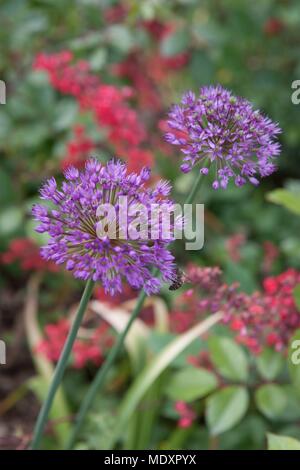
xmin=106 ymin=25 xmax=135 ymax=53
xmin=255 ymin=384 xmax=287 ymax=419
xmin=208 ymin=336 xmax=248 ymax=381
xmin=267 ymin=189 xmax=300 ymax=216
xmin=113 ymin=313 xmax=222 ymax=445
xmin=288 ymin=329 xmax=300 ymax=395
xmin=160 ymin=28 xmax=189 ymax=57
xmin=0 ymin=206 xmax=23 ymax=235
xmin=165 ymin=367 xmax=218 ymax=402
xmin=267 ymin=433 xmax=300 ymax=450
xmin=224 ymin=260 xmax=257 ymax=293
xmin=206 ymin=386 xmax=249 ymax=435
xmin=256 ymin=348 xmax=284 ymax=380
xmin=279 ymin=385 xmax=300 ymax=421
xmin=148 ymin=331 xmax=203 ymax=368
xmin=53 ymin=100 xmax=77 ymax=131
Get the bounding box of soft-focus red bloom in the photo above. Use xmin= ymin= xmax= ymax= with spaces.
xmin=122 ymin=148 xmax=154 ymax=173
xmin=103 ymin=4 xmax=127 ymax=23
xmin=37 ymin=319 xmax=114 ymax=369
xmin=140 ymin=19 xmax=173 ymax=40
xmin=188 ymin=350 xmax=214 ymax=371
xmin=112 ymin=52 xmax=162 ymax=111
xmin=33 ymin=51 xmax=98 ymax=101
xmin=263 ymin=17 xmax=284 ymax=36
xmin=1 ymin=238 xmax=58 ymax=272
xmin=262 ymin=241 xmax=279 ymax=273
xmin=113 ymin=49 xmax=189 ymax=112
xmin=174 ymin=401 xmax=196 ymax=428
xmin=61 ymin=125 xmax=95 ymax=170
xmin=226 ymin=233 xmax=246 ymax=262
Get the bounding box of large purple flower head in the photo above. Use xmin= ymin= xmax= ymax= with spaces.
xmin=165 ymin=85 xmax=281 ymax=189
xmin=32 ymin=159 xmax=176 ymax=295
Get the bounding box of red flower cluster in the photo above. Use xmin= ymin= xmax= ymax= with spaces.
xmin=33 ymin=51 xmax=152 ymax=172
xmin=113 ymin=49 xmax=189 ymax=112
xmin=171 ymin=265 xmax=300 ymax=354
xmin=103 ymin=4 xmax=127 ymax=24
xmin=113 ymin=19 xmax=189 ymax=113
xmin=263 ymin=17 xmax=284 ymax=36
xmin=37 ymin=318 xmax=114 ymax=369
xmin=225 ymin=233 xmax=246 ymax=263
xmin=1 ymin=238 xmax=58 ymax=272
xmin=174 ymin=401 xmax=196 ymax=428
xmin=262 ymin=241 xmax=279 ymax=273
xmin=61 ymin=125 xmax=95 ymax=170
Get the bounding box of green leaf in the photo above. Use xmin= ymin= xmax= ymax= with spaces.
xmin=0 ymin=206 xmax=23 ymax=235
xmin=208 ymin=336 xmax=248 ymax=382
xmin=165 ymin=367 xmax=218 ymax=402
xmin=112 ymin=314 xmax=222 ymax=445
xmin=267 ymin=189 xmax=300 ymax=216
xmin=293 ymin=285 xmax=300 ymax=311
xmin=106 ymin=25 xmax=135 ymax=53
xmin=206 ymin=386 xmax=249 ymax=435
xmin=288 ymin=329 xmax=300 ymax=395
xmin=256 ymin=348 xmax=284 ymax=380
xmin=160 ymin=28 xmax=189 ymax=57
xmin=255 ymin=384 xmax=287 ymax=419
xmin=148 ymin=331 xmax=203 ymax=368
xmin=53 ymin=100 xmax=77 ymax=131
xmin=224 ymin=260 xmax=257 ymax=293
xmin=267 ymin=433 xmax=300 ymax=450
xmin=278 ymin=385 xmax=300 ymax=421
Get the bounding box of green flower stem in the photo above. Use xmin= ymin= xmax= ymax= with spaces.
xmin=31 ymin=278 xmax=95 ymax=450
xmin=66 ymin=170 xmax=204 ymax=449
xmin=184 ymin=170 xmax=203 ymax=205
xmin=66 ymin=289 xmax=148 ymax=449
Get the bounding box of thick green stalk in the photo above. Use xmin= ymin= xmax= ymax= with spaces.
xmin=66 ymin=289 xmax=147 ymax=449
xmin=184 ymin=171 xmax=203 ymax=205
xmin=66 ymin=171 xmax=204 ymax=449
xmin=31 ymin=278 xmax=95 ymax=449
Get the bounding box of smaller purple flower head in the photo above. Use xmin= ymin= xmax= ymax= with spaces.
xmin=165 ymin=85 xmax=281 ymax=189
xmin=32 ymin=158 xmax=177 ymax=295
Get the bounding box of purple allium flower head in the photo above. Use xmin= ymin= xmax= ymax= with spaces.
xmin=32 ymin=158 xmax=176 ymax=295
xmin=165 ymin=85 xmax=281 ymax=189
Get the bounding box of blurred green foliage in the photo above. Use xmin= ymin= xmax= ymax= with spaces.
xmin=1 ymin=0 xmax=300 ymax=451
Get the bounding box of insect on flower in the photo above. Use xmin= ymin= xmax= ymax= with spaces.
xmin=169 ymin=267 xmax=190 ymax=291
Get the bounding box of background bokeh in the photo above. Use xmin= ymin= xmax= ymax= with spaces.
xmin=1 ymin=0 xmax=300 ymax=451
